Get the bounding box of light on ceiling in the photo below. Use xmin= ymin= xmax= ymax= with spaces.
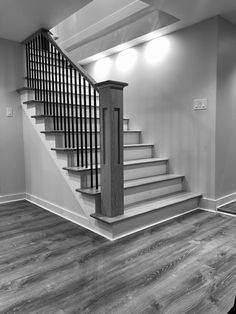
xmin=116 ymin=48 xmax=137 ymax=72
xmin=145 ymin=37 xmax=170 ymax=64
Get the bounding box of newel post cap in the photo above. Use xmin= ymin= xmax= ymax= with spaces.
xmin=94 ymin=80 xmax=128 ymax=90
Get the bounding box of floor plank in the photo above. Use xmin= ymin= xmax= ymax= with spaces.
xmin=0 ymin=200 xmax=235 ymax=314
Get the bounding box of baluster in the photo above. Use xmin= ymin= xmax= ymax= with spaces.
xmin=37 ymin=36 xmax=42 ymax=102
xmin=58 ymin=52 xmax=63 ymax=130
xmin=25 ymin=43 xmax=30 ymax=88
xmin=54 ymin=47 xmax=59 ymax=130
xmin=74 ymin=70 xmax=80 ymax=167
xmin=83 ymin=78 xmax=88 ymax=168
xmin=62 ymin=57 xmax=67 ymax=147
xmin=41 ymin=35 xmax=47 ymax=114
xmin=88 ymin=84 xmax=93 ymax=187
xmin=79 ymin=74 xmax=84 ymax=167
xmin=93 ymin=89 xmax=99 ymax=190
xmin=47 ymin=42 xmax=52 ymax=115
xmin=70 ymin=64 xmax=75 ymax=147
xmin=66 ymin=61 xmax=71 ymax=147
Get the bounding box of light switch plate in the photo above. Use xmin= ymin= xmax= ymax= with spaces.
xmin=6 ymin=107 xmax=13 ymax=117
xmin=193 ymin=99 xmax=207 ymax=110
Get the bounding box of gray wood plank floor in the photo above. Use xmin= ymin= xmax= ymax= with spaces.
xmin=0 ymin=200 xmax=235 ymax=314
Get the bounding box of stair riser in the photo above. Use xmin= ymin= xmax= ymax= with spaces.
xmin=66 ymin=146 xmax=153 ymax=167
xmin=112 ymin=197 xmax=199 ymax=238
xmin=124 ymin=178 xmax=183 ymax=206
xmin=43 ymin=118 xmax=129 ymax=132
xmin=37 ymin=117 xmax=129 ymax=132
xmin=51 ymin=132 xmax=140 ymax=148
xmin=76 ymin=161 xmax=168 ymax=186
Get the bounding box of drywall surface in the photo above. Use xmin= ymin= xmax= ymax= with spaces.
xmin=215 ymin=18 xmax=236 ymax=198
xmin=0 ymin=38 xmax=25 ymax=197
xmin=86 ymin=18 xmax=218 ymax=199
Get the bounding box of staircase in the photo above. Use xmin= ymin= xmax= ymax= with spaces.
xmin=17 ymin=29 xmax=201 ymax=240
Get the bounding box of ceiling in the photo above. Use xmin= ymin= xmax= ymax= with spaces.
xmin=50 ymin=0 xmax=236 ymax=63
xmin=0 ymin=0 xmax=92 ymax=42
xmin=2 ymin=0 xmax=236 ymax=59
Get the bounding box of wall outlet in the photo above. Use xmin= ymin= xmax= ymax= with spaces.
xmin=193 ymin=99 xmax=207 ymax=110
xmin=6 ymin=107 xmax=13 ymax=117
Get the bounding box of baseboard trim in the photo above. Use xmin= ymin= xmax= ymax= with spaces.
xmin=216 ymin=192 xmax=236 ymax=208
xmin=0 ymin=193 xmax=26 ymax=204
xmin=199 ymin=197 xmax=216 ymax=211
xmin=200 ymin=192 xmax=236 ymax=211
xmin=25 ymin=193 xmax=113 ymax=241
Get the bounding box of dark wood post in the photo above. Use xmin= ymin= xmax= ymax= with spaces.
xmin=95 ymin=80 xmax=128 ymax=217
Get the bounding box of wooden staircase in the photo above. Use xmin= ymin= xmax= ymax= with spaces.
xmin=17 ymin=29 xmax=201 ymax=240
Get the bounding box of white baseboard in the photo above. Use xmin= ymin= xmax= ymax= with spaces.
xmin=216 ymin=192 xmax=236 ymax=208
xmin=25 ymin=193 xmax=113 ymax=241
xmin=200 ymin=191 xmax=236 ymax=211
xmin=0 ymin=193 xmax=26 ymax=204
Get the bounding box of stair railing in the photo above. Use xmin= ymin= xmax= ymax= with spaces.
xmin=23 ymin=29 xmax=127 ymax=218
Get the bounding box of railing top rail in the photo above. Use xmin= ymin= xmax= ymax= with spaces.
xmin=23 ymin=29 xmax=98 ymax=90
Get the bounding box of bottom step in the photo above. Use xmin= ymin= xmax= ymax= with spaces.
xmin=91 ymin=192 xmax=201 ymax=239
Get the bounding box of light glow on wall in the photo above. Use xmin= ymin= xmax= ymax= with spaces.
xmin=116 ymin=48 xmax=137 ymax=72
xmin=94 ymin=57 xmax=112 ymax=80
xmin=145 ymin=37 xmax=170 ymax=64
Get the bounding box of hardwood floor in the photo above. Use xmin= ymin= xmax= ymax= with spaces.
xmin=0 ymin=200 xmax=235 ymax=314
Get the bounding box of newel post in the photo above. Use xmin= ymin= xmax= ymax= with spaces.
xmin=95 ymin=80 xmax=128 ymax=217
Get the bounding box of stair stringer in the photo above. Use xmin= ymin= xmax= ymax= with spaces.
xmin=19 ymin=89 xmax=114 ymax=240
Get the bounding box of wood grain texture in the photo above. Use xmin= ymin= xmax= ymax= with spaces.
xmin=0 ymin=200 xmax=235 ymax=314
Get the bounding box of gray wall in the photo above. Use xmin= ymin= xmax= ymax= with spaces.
xmin=0 ymin=38 xmax=25 ymax=197
xmin=215 ymin=18 xmax=236 ymax=198
xmin=86 ymin=18 xmax=218 ymax=199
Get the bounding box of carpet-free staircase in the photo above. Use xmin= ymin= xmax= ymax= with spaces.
xmin=18 ymin=29 xmax=201 ymax=240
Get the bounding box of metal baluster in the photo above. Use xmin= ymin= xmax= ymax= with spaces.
xmin=50 ymin=45 xmax=56 ymax=128
xmin=70 ymin=64 xmax=75 ymax=148
xmin=88 ymin=84 xmax=93 ymax=187
xmin=54 ymin=47 xmax=59 ymax=130
xmin=41 ymin=35 xmax=47 ymax=114
xmin=66 ymin=61 xmax=71 ymax=147
xmin=58 ymin=52 xmax=63 ymax=130
xmin=94 ymin=89 xmax=99 ymax=190
xmin=25 ymin=43 xmax=30 ymax=88
xmin=79 ymin=74 xmax=84 ymax=167
xmin=74 ymin=70 xmax=80 ymax=167
xmin=83 ymin=78 xmax=88 ymax=168
xmin=62 ymin=57 xmax=67 ymax=147
xmin=47 ymin=42 xmax=52 ymax=115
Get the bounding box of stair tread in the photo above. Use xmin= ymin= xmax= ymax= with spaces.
xmin=52 ymin=143 xmax=154 ymax=152
xmin=91 ymin=192 xmax=202 ymax=224
xmin=76 ymin=174 xmax=184 ymax=195
xmin=63 ymin=158 xmax=168 ymax=172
